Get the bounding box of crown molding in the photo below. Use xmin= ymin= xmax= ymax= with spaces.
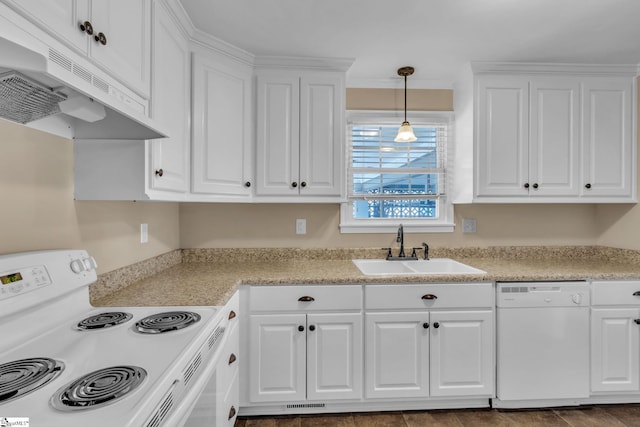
xmin=471 ymin=61 xmax=640 ymax=76
xmin=254 ymin=55 xmax=354 ymax=72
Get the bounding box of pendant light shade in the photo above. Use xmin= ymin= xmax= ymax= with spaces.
xmin=394 ymin=66 xmax=417 ymax=142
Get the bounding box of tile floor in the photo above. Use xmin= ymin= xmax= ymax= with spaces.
xmin=236 ymin=405 xmax=640 ymax=427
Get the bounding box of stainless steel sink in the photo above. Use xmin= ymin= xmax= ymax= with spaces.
xmin=352 ymin=258 xmax=486 ymax=276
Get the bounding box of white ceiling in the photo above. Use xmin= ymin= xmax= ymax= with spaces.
xmin=178 ymin=0 xmax=640 ymax=88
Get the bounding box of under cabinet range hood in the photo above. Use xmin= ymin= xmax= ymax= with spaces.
xmin=0 ymin=6 xmax=166 ymax=140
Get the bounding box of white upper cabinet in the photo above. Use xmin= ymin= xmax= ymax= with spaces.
xmin=477 ymin=76 xmax=581 ymax=198
xmin=2 ymin=0 xmax=151 ymax=98
xmin=191 ymin=50 xmax=253 ymax=199
xmin=476 ymin=76 xmax=530 ymax=197
xmin=454 ymin=63 xmax=637 ymax=203
xmin=581 ymin=78 xmax=634 ymax=198
xmin=73 ymin=0 xmax=188 ymax=201
xmin=255 ymin=68 xmax=346 ymax=200
xmin=147 ymin=0 xmax=190 ymax=195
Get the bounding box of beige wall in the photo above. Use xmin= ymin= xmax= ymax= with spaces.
xmin=179 ymin=202 xmax=599 ymax=249
xmin=347 ymin=88 xmax=453 ymax=111
xmin=0 ymin=119 xmax=180 ymax=273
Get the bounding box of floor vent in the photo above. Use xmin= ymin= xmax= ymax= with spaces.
xmin=286 ymin=403 xmax=326 ymax=409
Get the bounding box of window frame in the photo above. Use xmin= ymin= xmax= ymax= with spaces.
xmin=340 ymin=110 xmax=455 ymax=234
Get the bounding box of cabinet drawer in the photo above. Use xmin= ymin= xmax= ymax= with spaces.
xmin=249 ymin=285 xmax=362 ymax=312
xmin=365 ymin=283 xmax=493 ymax=310
xmin=592 ymin=281 xmax=640 ymax=306
xmin=217 ymin=323 xmax=239 ymax=391
xmin=221 ymin=370 xmax=239 ymax=427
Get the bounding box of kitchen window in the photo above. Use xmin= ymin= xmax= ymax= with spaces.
xmin=340 ymin=111 xmax=454 ymax=233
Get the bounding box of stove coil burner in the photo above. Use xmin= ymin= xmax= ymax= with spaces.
xmin=135 ymin=311 xmax=201 ymax=334
xmin=51 ymin=366 xmax=146 ymax=411
xmin=0 ymin=357 xmax=64 ymax=404
xmin=77 ymin=312 xmax=133 ymax=330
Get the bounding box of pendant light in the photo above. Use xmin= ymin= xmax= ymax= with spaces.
xmin=394 ymin=66 xmax=417 ymax=142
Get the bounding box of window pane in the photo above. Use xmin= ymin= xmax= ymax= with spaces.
xmin=353 ymin=199 xmax=438 ymax=219
xmin=352 ymin=173 xmax=439 ymax=195
xmin=347 ymin=116 xmax=449 ymax=222
xmin=351 ymin=126 xmax=439 ymax=170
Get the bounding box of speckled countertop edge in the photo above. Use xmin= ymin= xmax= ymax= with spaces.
xmin=90 ymin=246 xmax=640 ymax=307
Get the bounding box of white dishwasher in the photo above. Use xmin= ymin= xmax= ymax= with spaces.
xmin=494 ymin=281 xmax=590 ymax=408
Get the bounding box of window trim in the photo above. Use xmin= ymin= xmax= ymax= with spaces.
xmin=340 ymin=110 xmax=455 ymax=234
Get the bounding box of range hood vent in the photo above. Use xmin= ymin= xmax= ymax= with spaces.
xmin=0 ymin=71 xmax=66 ymax=124
xmin=0 ymin=3 xmax=167 ymax=140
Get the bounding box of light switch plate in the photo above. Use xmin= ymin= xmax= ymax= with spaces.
xmin=140 ymin=223 xmax=149 ymax=243
xmin=296 ymin=219 xmax=306 ymax=235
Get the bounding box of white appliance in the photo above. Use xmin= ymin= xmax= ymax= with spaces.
xmin=0 ymin=2 xmax=166 ymax=139
xmin=494 ymin=281 xmax=590 ymax=408
xmin=0 ymin=249 xmax=229 ymax=426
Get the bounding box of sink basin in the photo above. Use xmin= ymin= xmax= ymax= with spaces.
xmin=352 ymin=258 xmax=486 ymax=276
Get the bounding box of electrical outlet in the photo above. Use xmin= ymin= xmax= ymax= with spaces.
xmin=296 ymin=219 xmax=307 ymax=235
xmin=140 ymin=223 xmax=149 ymax=243
xmin=462 ymin=218 xmax=477 ymax=234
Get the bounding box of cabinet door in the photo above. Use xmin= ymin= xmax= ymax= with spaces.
xmin=192 ymin=52 xmax=253 ymax=196
xmin=365 ymin=312 xmax=429 ymax=398
xmin=591 ymin=308 xmax=640 ymax=392
xmin=529 ymin=78 xmax=581 ymax=196
xmin=581 ymin=78 xmax=634 ymax=198
xmin=2 ymin=0 xmax=89 ymax=51
xmin=476 ymin=77 xmax=530 ymax=197
xmin=90 ymin=0 xmax=151 ymax=97
xmin=307 ymin=313 xmax=362 ymax=401
xmin=430 ymin=310 xmax=493 ymax=397
xmin=256 ymin=74 xmax=300 ymax=196
xmin=299 ymin=74 xmax=344 ymax=197
xmin=248 ymin=314 xmax=306 ymax=403
xmin=148 ymin=1 xmax=189 ymax=194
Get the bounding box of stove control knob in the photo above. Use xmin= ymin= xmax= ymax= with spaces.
xmin=82 ymin=257 xmax=97 ymax=271
xmin=70 ymin=259 xmax=84 ymax=274
xmin=572 ymin=293 xmax=582 ymax=305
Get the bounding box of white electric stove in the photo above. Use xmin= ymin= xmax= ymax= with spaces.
xmin=0 ymin=250 xmax=226 ymax=427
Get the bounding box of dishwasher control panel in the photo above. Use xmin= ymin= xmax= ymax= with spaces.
xmin=497 ymin=281 xmax=590 ymax=307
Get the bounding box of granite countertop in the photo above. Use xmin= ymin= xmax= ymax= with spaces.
xmin=91 ymin=246 xmax=640 ymax=307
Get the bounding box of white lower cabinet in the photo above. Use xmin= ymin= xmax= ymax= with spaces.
xmin=591 ymin=281 xmax=640 ymax=394
xmin=365 ymin=284 xmax=494 ymax=400
xmin=248 ymin=313 xmax=306 ymax=402
xmin=306 ymin=313 xmax=363 ymax=401
xmin=429 ymin=310 xmax=494 ymax=397
xmin=245 ymin=285 xmax=363 ymax=406
xmin=365 ymin=307 xmax=493 ymax=399
xmin=242 ymin=283 xmax=494 ymax=415
xmin=365 ymin=312 xmax=429 ymax=398
xmin=248 ymin=312 xmax=362 ymax=403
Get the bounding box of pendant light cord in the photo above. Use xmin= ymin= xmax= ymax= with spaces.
xmin=403 ymin=73 xmax=408 ymax=123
